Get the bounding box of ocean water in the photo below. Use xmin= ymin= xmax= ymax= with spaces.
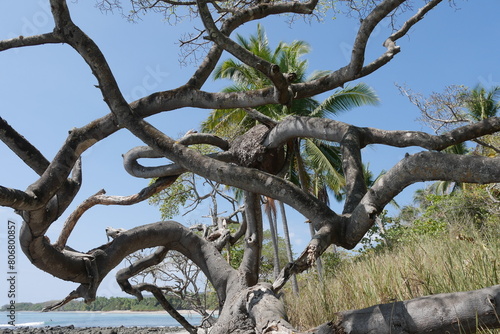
xmin=0 ymin=311 xmax=202 ymax=328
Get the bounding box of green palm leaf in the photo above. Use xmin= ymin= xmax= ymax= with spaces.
xmin=303 ymin=138 xmax=345 ymax=195
xmin=462 ymin=85 xmax=500 ymax=121
xmin=310 ymin=82 xmax=380 ymax=118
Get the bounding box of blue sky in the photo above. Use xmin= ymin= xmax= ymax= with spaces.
xmin=0 ymin=0 xmax=499 ymax=305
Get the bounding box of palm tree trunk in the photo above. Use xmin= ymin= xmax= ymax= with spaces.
xmin=265 ymin=197 xmax=281 ymax=280
xmin=294 ymin=140 xmax=323 ymax=278
xmin=278 ymin=200 xmax=299 ymax=294
xmin=375 ymin=217 xmax=389 ymax=247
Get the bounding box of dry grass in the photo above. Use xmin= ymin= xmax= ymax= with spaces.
xmin=285 ymin=229 xmax=500 ymax=331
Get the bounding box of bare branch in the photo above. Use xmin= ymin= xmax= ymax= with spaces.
xmin=0 ymin=33 xmax=61 ymax=52
xmin=136 ymin=283 xmax=198 ymax=334
xmin=116 ymin=246 xmax=169 ymax=299
xmin=275 ymin=152 xmax=500 ymax=288
xmin=0 ymin=116 xmax=49 ymax=175
xmin=293 ymin=0 xmax=444 ymax=99
xmin=123 ymin=146 xmax=235 ymax=178
xmin=473 ymin=138 xmax=500 ymax=154
xmin=264 ymin=115 xmax=500 ymax=151
xmin=384 ymin=0 xmax=442 ymax=49
xmin=196 ymin=0 xmax=293 ymax=104
xmin=244 ymin=108 xmax=278 ymax=128
xmin=344 ymin=152 xmax=500 ymax=248
xmin=55 ymin=176 xmax=178 ymax=249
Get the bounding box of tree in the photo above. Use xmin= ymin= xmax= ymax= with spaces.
xmin=463 ymin=85 xmax=500 ymax=122
xmin=400 ymin=84 xmax=500 ymax=154
xmin=1 ymin=1 xmax=500 ymax=333
xmin=123 ymin=248 xmax=218 ymax=329
xmin=202 ymin=25 xmax=379 ymax=280
xmin=400 ymin=84 xmax=500 ymax=196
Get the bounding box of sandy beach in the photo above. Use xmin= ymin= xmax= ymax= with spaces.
xmin=101 ymin=310 xmax=201 ymax=316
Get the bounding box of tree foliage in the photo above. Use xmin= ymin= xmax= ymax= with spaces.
xmin=1 ymin=296 xmax=202 ymax=312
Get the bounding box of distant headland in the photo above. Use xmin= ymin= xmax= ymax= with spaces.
xmin=0 ymin=296 xmax=191 ymax=312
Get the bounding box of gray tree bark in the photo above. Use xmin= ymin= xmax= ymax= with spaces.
xmin=326 ymin=285 xmax=500 ymax=334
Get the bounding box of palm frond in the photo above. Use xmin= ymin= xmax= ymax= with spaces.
xmin=443 ymin=142 xmax=469 ymax=155
xmin=235 ymin=33 xmax=251 ymax=51
xmin=310 ymin=83 xmax=379 ymax=118
xmin=201 ymin=108 xmax=249 ymax=137
xmin=303 ymin=139 xmax=345 ymax=194
xmin=462 ymin=85 xmax=500 ymax=120
xmin=278 ymin=40 xmax=311 ymax=80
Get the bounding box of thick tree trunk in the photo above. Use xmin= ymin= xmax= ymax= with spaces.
xmin=314 ymin=285 xmax=500 ymax=334
xmin=210 ymin=284 xmax=500 ymax=334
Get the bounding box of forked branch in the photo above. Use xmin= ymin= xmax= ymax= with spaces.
xmin=55 ymin=176 xmax=178 ymax=249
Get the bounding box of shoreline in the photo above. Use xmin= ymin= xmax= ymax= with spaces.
xmin=4 ymin=309 xmax=202 ymax=315
xmin=0 ymin=326 xmax=190 ymax=334
xmin=0 ymin=310 xmax=206 ymax=333
xmin=0 ymin=310 xmax=200 ymax=333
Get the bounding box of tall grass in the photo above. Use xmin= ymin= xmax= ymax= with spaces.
xmin=285 ymin=228 xmax=500 ymax=330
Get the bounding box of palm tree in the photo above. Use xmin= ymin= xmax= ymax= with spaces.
xmin=427 ymin=85 xmax=500 ymax=195
xmin=463 ymin=85 xmax=500 ymax=158
xmin=263 ymin=197 xmax=280 ymax=280
xmin=202 ymin=24 xmax=379 ymax=279
xmin=202 ymin=24 xmax=317 ymax=138
xmin=461 ymin=85 xmax=500 ymax=121
xmin=277 ymin=199 xmax=299 ymax=293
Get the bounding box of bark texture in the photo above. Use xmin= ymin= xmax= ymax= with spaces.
xmin=332 ymin=285 xmax=500 ymax=334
